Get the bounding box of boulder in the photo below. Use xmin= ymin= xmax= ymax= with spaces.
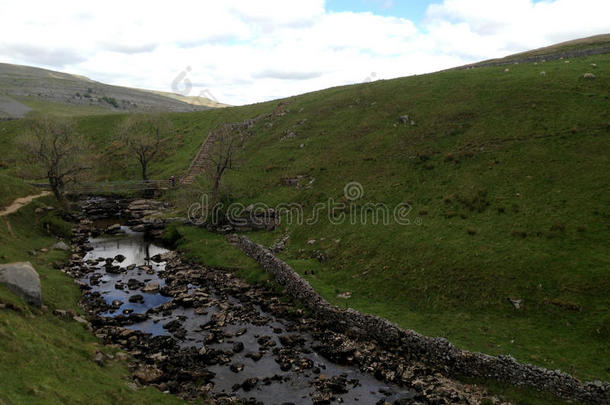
xmin=583 ymin=72 xmax=596 ymax=79
xmin=0 ymin=262 xmax=42 ymax=307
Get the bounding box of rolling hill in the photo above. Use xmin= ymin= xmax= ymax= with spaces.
xmin=0 ymin=62 xmax=227 ymax=118
xmin=456 ymin=33 xmax=610 ymax=69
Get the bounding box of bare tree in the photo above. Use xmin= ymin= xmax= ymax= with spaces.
xmin=116 ymin=114 xmax=170 ymax=181
xmin=203 ymin=123 xmax=242 ymax=207
xmin=20 ymin=115 xmax=90 ymax=205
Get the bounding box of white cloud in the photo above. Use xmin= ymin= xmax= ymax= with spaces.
xmin=0 ymin=0 xmax=608 ymax=105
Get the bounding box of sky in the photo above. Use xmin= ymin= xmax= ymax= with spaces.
xmin=0 ymin=0 xmax=608 ymax=106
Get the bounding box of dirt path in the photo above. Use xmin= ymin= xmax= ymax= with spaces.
xmin=0 ymin=191 xmax=52 ymax=217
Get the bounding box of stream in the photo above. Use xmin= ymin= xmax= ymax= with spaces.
xmin=78 ymin=225 xmax=416 ymax=404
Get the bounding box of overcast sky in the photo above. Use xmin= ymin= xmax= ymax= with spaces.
xmin=0 ymin=0 xmax=608 ymax=105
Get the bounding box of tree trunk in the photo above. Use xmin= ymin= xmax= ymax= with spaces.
xmin=211 ymin=175 xmax=221 ymax=208
xmin=141 ymin=161 xmax=148 ymax=181
xmin=49 ymin=176 xmax=67 ymax=208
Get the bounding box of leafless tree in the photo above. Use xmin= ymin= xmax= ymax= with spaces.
xmin=20 ymin=115 xmax=90 ymax=205
xmin=203 ymin=123 xmax=242 ymax=207
xmin=116 ymin=114 xmax=171 ymax=181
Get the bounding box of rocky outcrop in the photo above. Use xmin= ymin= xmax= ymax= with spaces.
xmin=0 ymin=262 xmax=42 ymax=307
xmin=229 ymin=234 xmax=610 ymax=405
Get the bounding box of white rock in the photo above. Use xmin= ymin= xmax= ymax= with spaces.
xmin=0 ymin=262 xmax=42 ymax=307
xmin=52 ymin=241 xmax=70 ymax=251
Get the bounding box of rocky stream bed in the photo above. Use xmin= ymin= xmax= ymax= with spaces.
xmin=62 ymin=198 xmax=504 ymax=405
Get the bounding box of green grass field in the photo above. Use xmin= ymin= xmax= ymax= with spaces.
xmin=0 ymin=44 xmax=608 ymax=399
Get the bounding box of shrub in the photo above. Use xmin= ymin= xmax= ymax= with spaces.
xmin=102 ymin=96 xmax=119 ymax=108
xmin=41 ymin=213 xmax=73 ymax=239
xmin=161 ymin=223 xmax=182 ymax=248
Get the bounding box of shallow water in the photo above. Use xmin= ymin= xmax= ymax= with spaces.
xmin=80 ymin=227 xmax=415 ymax=404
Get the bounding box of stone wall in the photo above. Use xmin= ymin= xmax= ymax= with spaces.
xmin=229 ymin=234 xmax=609 ymax=405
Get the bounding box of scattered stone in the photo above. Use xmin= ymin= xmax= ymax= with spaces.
xmin=241 ymin=377 xmax=259 ymax=391
xmin=127 ymin=279 xmax=144 ymax=290
xmin=230 ymin=363 xmax=244 ymax=373
xmin=507 ymin=297 xmax=523 ymax=310
xmin=281 ymin=131 xmax=297 ymax=141
xmin=134 ymin=365 xmax=163 ymax=384
xmin=232 ymin=341 xmax=245 ymax=353
xmin=142 ymin=282 xmax=160 ymax=293
xmin=583 ymin=72 xmax=596 ymax=79
xmin=94 ymin=351 xmax=106 ymax=366
xmin=245 ymin=351 xmax=263 ymax=362
xmin=115 ymin=352 xmax=129 ymax=361
xmin=105 ymin=224 xmax=123 ymax=234
xmin=52 ymin=241 xmax=70 ymax=251
xmin=129 ymin=294 xmax=144 ymax=303
xmin=73 ymin=315 xmax=89 ymax=326
xmin=151 ymin=254 xmax=163 ymax=263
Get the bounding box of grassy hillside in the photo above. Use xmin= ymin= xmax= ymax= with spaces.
xmin=0 ymin=62 xmax=220 ymax=118
xmin=0 ymin=173 xmax=35 ymax=209
xmin=220 ymin=52 xmax=610 ymax=381
xmin=460 ymin=33 xmax=610 ymax=68
xmin=1 ymin=44 xmax=608 ymax=384
xmin=0 ymin=198 xmax=190 ymax=404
